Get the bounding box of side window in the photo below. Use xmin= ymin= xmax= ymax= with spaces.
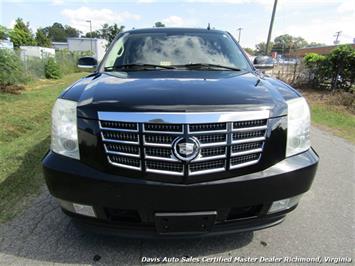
xmin=105 ymin=35 xmax=126 ymax=67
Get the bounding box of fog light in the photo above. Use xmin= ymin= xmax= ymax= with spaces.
xmin=73 ymin=203 xmax=96 ymax=217
xmin=57 ymin=198 xmax=96 ymax=217
xmin=268 ymin=195 xmax=302 ymax=214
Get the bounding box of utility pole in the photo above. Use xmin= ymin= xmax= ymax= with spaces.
xmin=237 ymin=27 xmax=243 ymax=43
xmin=86 ymin=20 xmax=93 ymax=55
xmin=333 ymin=31 xmax=341 ymax=45
xmin=265 ymin=0 xmax=278 ymax=55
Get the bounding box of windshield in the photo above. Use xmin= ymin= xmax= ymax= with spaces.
xmin=102 ymin=31 xmax=251 ymax=71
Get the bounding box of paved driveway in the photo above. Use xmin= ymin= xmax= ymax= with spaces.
xmin=0 ymin=127 xmax=354 ymax=265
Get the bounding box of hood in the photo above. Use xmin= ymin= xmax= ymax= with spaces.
xmin=62 ymin=71 xmax=297 ymax=119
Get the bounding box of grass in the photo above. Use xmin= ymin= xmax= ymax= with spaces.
xmin=300 ymin=89 xmax=355 ymax=143
xmin=0 ymin=73 xmax=85 ymax=223
xmin=310 ymin=103 xmax=355 ymax=143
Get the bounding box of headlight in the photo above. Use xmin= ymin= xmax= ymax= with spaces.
xmin=51 ymin=98 xmax=79 ymax=159
xmin=286 ymin=97 xmax=311 ymax=157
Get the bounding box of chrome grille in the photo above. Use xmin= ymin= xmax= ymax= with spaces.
xmin=190 ymin=159 xmax=226 ymax=175
xmin=145 ymin=147 xmax=172 ymax=159
xmin=189 ymin=122 xmax=227 ymax=132
xmin=108 ymin=155 xmax=141 ymax=170
xmin=230 ymin=153 xmax=260 ymax=169
xmin=146 ymin=160 xmax=184 ymax=175
xmin=98 ymin=111 xmax=269 ymax=177
xmin=144 ymin=123 xmax=183 ymax=133
xmin=100 ymin=121 xmax=138 ymax=131
xmin=196 ymin=134 xmax=227 ymax=145
xmin=102 ymin=131 xmax=139 ymax=143
xmin=105 ymin=143 xmax=140 ymax=157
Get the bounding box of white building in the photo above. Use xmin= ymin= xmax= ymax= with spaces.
xmin=52 ymin=42 xmax=68 ymax=50
xmin=52 ymin=38 xmax=108 ymax=61
xmin=19 ymin=46 xmax=55 ymax=60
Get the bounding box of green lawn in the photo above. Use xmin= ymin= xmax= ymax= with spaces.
xmin=0 ymin=73 xmax=85 ymax=223
xmin=310 ymin=103 xmax=355 ymax=143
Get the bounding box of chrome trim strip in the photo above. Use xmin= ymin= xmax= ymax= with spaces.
xmin=146 ymin=168 xmax=184 ymax=176
xmin=143 ymin=124 xmax=183 ymax=134
xmin=231 ymin=148 xmax=263 ymax=157
xmin=188 ymin=129 xmax=228 ymax=135
xmin=104 ymin=146 xmax=140 ymax=158
xmin=189 ymin=167 xmax=226 ymax=176
xmin=143 ymin=142 xmax=172 ymax=148
xmin=145 ymin=155 xmax=179 ymax=162
xmin=143 ymin=130 xmax=182 ymax=135
xmin=99 ymin=121 xmax=139 ymax=132
xmin=232 ymin=136 xmax=265 ymax=144
xmin=194 ymin=154 xmax=226 ymax=162
xmin=107 ymin=156 xmax=141 ymax=170
xmin=230 ymin=159 xmax=260 ymax=169
xmin=200 ymin=142 xmax=227 ymax=148
xmin=232 ymin=125 xmax=267 ymax=132
xmin=101 ymin=132 xmax=139 ymax=145
xmin=98 ymin=111 xmax=270 ymax=124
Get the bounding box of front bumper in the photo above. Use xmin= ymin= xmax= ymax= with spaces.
xmin=42 ymin=148 xmax=318 ymax=238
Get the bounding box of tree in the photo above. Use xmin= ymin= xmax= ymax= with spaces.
xmin=8 ymin=18 xmax=36 ymax=48
xmin=0 ymin=25 xmax=9 ymax=40
xmin=154 ymin=21 xmax=165 ymax=27
xmin=255 ymin=42 xmax=273 ymax=55
xmin=43 ymin=23 xmax=80 ymax=42
xmin=307 ymin=42 xmax=326 ymax=48
xmin=243 ymin=48 xmax=254 ymax=55
xmin=64 ymin=25 xmax=81 ymax=38
xmin=85 ymin=30 xmax=101 ymax=38
xmin=272 ymin=34 xmax=308 ymax=54
xmin=44 ymin=22 xmax=66 ymax=42
xmin=35 ymin=28 xmax=51 ymax=47
xmin=99 ymin=23 xmax=124 ymax=43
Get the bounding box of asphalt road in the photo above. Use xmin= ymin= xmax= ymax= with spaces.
xmin=0 ymin=127 xmax=354 ymax=266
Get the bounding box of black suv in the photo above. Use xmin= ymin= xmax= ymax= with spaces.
xmin=42 ymin=28 xmax=318 ymax=238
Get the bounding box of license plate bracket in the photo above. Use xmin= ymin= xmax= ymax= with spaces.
xmin=155 ymin=211 xmax=217 ymax=234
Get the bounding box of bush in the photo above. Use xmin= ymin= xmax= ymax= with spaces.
xmin=44 ymin=57 xmax=62 ymax=79
xmin=25 ymin=57 xmax=46 ymax=80
xmin=0 ymin=49 xmax=26 ymax=86
xmin=304 ymin=45 xmax=355 ymax=91
xmin=55 ymin=49 xmax=92 ymax=75
xmin=327 ymin=45 xmax=355 ymax=91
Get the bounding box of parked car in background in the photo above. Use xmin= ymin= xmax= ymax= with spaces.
xmin=42 ymin=28 xmax=318 ymax=238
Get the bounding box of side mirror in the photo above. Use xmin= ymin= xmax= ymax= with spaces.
xmin=77 ymin=57 xmax=98 ymax=69
xmin=253 ymin=56 xmax=274 ymax=69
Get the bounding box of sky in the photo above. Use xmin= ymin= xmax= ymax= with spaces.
xmin=0 ymin=0 xmax=354 ymax=48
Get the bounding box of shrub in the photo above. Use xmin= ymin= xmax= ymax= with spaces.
xmin=0 ymin=49 xmax=26 ymax=86
xmin=25 ymin=57 xmax=46 ymax=80
xmin=55 ymin=49 xmax=92 ymax=75
xmin=44 ymin=57 xmax=62 ymax=79
xmin=327 ymin=45 xmax=355 ymax=91
xmin=304 ymin=45 xmax=355 ymax=91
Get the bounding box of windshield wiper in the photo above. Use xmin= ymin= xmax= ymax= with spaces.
xmin=104 ymin=64 xmax=176 ymax=71
xmin=173 ymin=63 xmax=241 ymax=71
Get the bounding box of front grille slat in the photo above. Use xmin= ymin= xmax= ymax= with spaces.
xmin=99 ymin=117 xmax=268 ymax=177
xmin=189 ymin=159 xmax=226 ymax=175
xmin=189 ymin=123 xmax=227 ymax=133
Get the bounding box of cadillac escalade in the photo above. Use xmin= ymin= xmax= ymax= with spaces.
xmin=42 ymin=28 xmax=319 ymax=238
